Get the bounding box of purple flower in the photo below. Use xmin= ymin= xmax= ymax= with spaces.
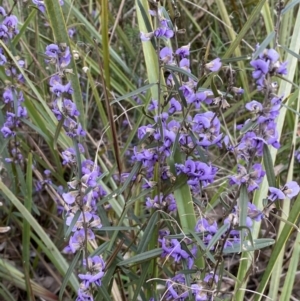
xmin=231 ymin=87 xmax=244 ymax=95
xmin=1 ymin=126 xmax=15 ymax=138
xmin=148 ymin=99 xmax=158 ymax=111
xmin=81 ymin=160 xmax=100 ymax=175
xmin=62 ymin=191 xmax=77 ymax=205
xmin=81 ymin=171 xmax=98 ymax=188
xmin=62 ymin=144 xmax=84 ymax=165
xmin=0 ymin=51 xmax=6 ymax=65
xmin=59 ymin=47 xmax=71 ymax=67
xmin=187 ymin=91 xmax=208 ymax=109
xmin=247 ymin=202 xmax=263 ymax=221
xmin=179 ymin=80 xmax=196 ymax=98
xmin=168 ymin=97 xmax=181 ymax=115
xmin=195 ymin=218 xmax=218 ymax=233
xmin=154 ymin=27 xmax=174 ymax=39
xmin=276 ymin=61 xmax=288 ymax=75
xmin=247 ymin=163 xmax=266 ymax=192
xmin=204 ymin=272 xmax=219 ymax=284
xmin=160 ymin=47 xmax=173 ymax=64
xmin=3 ymin=88 xmax=13 ymax=103
xmin=0 ymin=6 xmax=6 ymax=16
xmin=245 ymin=100 xmax=263 ymax=113
xmin=51 ymin=82 xmax=66 ymax=97
xmin=205 ymin=58 xmax=222 ymax=72
xmin=45 ymin=44 xmax=60 ymax=59
xmin=191 ymin=283 xmax=207 ymax=301
xmin=179 ymin=58 xmax=190 ymax=71
xmin=268 ymin=187 xmax=285 ymax=202
xmin=266 ymin=49 xmax=279 ymax=62
xmin=68 ymin=28 xmax=76 ymax=38
xmin=140 ymin=31 xmax=154 ymax=41
xmin=17 ymin=105 xmax=27 ymax=118
xmin=283 ymin=181 xmax=300 ymax=198
xmin=165 ymin=274 xmax=188 ymax=301
xmin=229 ymin=163 xmax=265 ymax=192
xmin=175 ymin=44 xmax=190 ymax=58
xmin=250 ymin=59 xmax=269 ymax=79
xmin=68 ymin=229 xmax=95 ymax=253
xmin=63 ymin=98 xmax=80 ymax=117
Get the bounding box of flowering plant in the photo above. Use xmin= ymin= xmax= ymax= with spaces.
xmin=0 ymin=1 xmax=300 ymax=301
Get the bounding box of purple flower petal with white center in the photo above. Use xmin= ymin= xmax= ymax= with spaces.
xmin=205 ymin=57 xmax=222 ymax=72
xmin=283 ymin=181 xmax=300 ymax=198
xmin=1 ymin=126 xmax=14 ymax=138
xmin=269 ymin=187 xmax=285 ymax=202
xmin=62 ymin=191 xmax=76 ymax=204
xmin=250 ymin=59 xmax=269 ymax=78
xmin=277 ymin=61 xmax=288 ymax=75
xmin=195 ymin=218 xmax=218 ymax=233
xmin=267 ymin=49 xmax=279 ymax=62
xmin=51 ymin=82 xmax=65 ymax=96
xmin=179 ymin=58 xmax=190 ymax=71
xmin=159 ymin=46 xmax=173 ymax=64
xmin=168 ymin=97 xmax=181 ymax=114
xmin=45 ymin=44 xmax=60 ymax=58
xmin=175 ymin=44 xmax=190 ymax=58
xmin=245 ymin=100 xmax=263 ymax=113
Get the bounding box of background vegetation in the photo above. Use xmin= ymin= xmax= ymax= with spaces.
xmin=0 ymin=0 xmax=300 ymax=300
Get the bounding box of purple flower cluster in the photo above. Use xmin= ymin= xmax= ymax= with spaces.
xmin=0 ymin=8 xmax=19 ymax=43
xmin=45 ymin=43 xmax=72 ymax=68
xmin=164 ymin=272 xmax=218 ymax=301
xmin=140 ymin=9 xmax=174 ymax=42
xmin=0 ymin=8 xmax=28 ymax=164
xmin=229 ymin=163 xmax=265 ymax=192
xmin=61 ymin=156 xmax=107 ymax=298
xmin=176 ymin=159 xmax=217 ymax=193
xmin=158 ymin=229 xmax=197 ymax=268
xmin=45 ymin=44 xmax=85 ymax=137
xmin=135 ymin=8 xmax=299 ymax=301
xmin=146 ymin=193 xmax=177 ymax=213
xmin=62 ymin=159 xmax=106 ymax=253
xmin=250 ymin=45 xmax=287 ymax=90
xmin=193 ymin=202 xmax=263 ymax=251
xmin=76 ymin=256 xmax=105 ymax=301
xmin=268 ymin=181 xmax=300 ymax=201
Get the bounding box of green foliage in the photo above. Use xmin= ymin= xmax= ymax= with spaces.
xmin=0 ymin=0 xmax=300 ymax=300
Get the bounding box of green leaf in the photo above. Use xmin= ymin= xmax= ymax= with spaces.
xmin=263 ymin=144 xmax=276 ymax=188
xmin=164 ymin=64 xmax=198 ymax=82
xmin=223 ymin=238 xmax=275 ymax=254
xmin=23 ymin=153 xmax=34 ymax=301
xmin=12 ymin=9 xmax=37 ymax=47
xmin=206 ymin=224 xmax=229 ymax=251
xmin=59 ymin=251 xmax=81 ymax=301
xmin=223 ymin=0 xmax=267 ymax=59
xmin=282 ymin=0 xmax=300 ymax=15
xmin=117 ymin=248 xmax=162 ymax=266
xmin=137 ymin=212 xmax=159 ymax=253
xmin=239 ymin=185 xmax=249 ymax=233
xmin=110 ymin=83 xmax=155 ymax=105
